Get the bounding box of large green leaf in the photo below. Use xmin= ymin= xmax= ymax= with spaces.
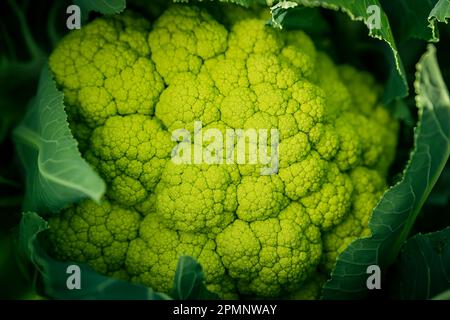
xmin=381 ymin=0 xmax=450 ymax=43
xmin=171 ymin=256 xmax=220 ymax=300
xmin=426 ymin=165 xmax=450 ymax=206
xmin=13 ymin=65 xmax=106 ymax=214
xmin=322 ymin=44 xmax=450 ymax=299
xmin=269 ymin=5 xmax=330 ymax=34
xmin=19 ymin=212 xmax=170 ymax=300
xmin=432 ymin=289 xmax=450 ymax=300
xmin=390 ymin=227 xmax=450 ymax=299
xmin=174 ymin=0 xmax=262 ymax=6
xmin=74 ymin=0 xmax=127 ymax=15
xmin=73 ymin=0 xmax=127 ymax=24
xmin=429 ymin=0 xmax=450 ymax=36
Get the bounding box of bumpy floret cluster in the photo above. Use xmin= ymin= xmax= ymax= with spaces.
xmin=47 ymin=5 xmax=399 ymax=298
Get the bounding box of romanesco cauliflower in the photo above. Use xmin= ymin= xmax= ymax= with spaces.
xmin=46 ymin=4 xmax=399 ymax=299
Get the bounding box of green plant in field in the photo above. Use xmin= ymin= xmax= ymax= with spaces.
xmin=1 ymin=0 xmax=449 ymax=300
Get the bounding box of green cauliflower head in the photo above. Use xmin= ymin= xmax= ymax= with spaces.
xmin=46 ymin=4 xmax=399 ymax=299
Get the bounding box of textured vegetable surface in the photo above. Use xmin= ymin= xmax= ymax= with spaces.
xmin=1 ymin=0 xmax=449 ymax=301
xmin=41 ymin=5 xmax=401 ymax=298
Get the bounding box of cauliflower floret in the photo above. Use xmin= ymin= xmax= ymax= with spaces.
xmin=86 ymin=114 xmax=173 ymax=206
xmin=49 ymin=12 xmax=164 ymax=129
xmin=148 ymin=5 xmax=228 ymax=84
xmin=154 ymin=161 xmax=240 ymax=233
xmin=126 ymin=212 xmax=238 ymax=299
xmin=216 ymin=203 xmax=322 ymax=297
xmin=156 ymin=73 xmax=222 ymax=132
xmin=236 ymin=175 xmax=289 ymax=221
xmin=46 ymin=201 xmax=141 ymax=278
xmin=287 ymin=273 xmax=328 ymax=300
xmin=320 ymin=167 xmax=386 ymax=272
